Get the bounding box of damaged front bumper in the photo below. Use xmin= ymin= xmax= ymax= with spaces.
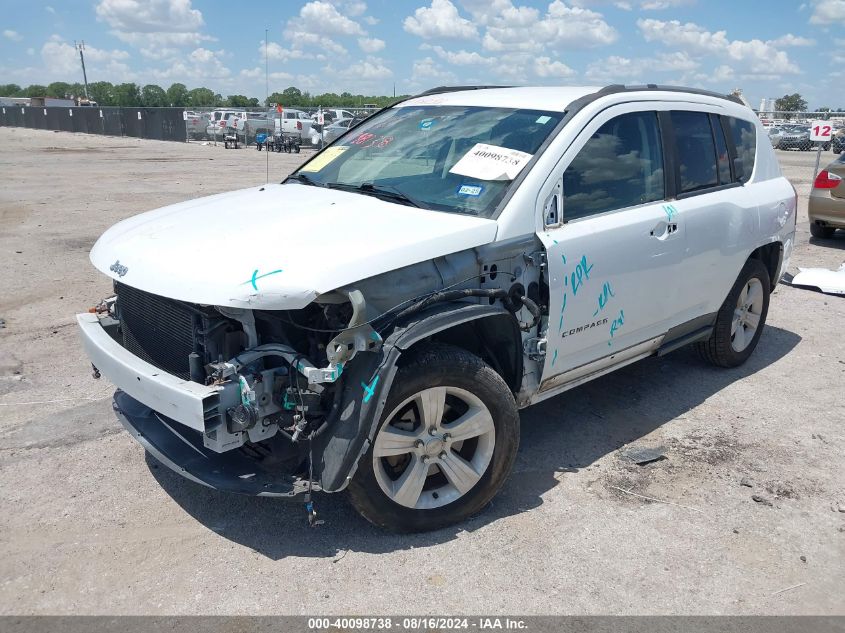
xmin=113 ymin=389 xmax=313 ymax=497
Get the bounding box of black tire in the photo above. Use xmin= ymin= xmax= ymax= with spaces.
xmin=348 ymin=343 xmax=519 ymax=533
xmin=810 ymin=222 xmax=836 ymax=239
xmin=696 ymin=258 xmax=770 ymax=368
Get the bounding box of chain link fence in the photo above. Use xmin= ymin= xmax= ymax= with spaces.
xmin=764 ymin=112 xmax=845 ymax=199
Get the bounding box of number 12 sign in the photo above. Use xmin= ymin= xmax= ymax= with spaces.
xmin=810 ymin=121 xmax=833 ymax=142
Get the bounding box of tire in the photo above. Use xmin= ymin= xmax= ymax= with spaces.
xmin=348 ymin=343 xmax=519 ymax=533
xmin=696 ymin=258 xmax=770 ymax=368
xmin=810 ymin=222 xmax=836 ymax=239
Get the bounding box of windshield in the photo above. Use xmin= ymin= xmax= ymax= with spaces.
xmin=290 ymin=105 xmax=563 ymax=217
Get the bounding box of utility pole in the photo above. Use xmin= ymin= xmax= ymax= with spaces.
xmin=75 ymin=41 xmax=90 ymax=100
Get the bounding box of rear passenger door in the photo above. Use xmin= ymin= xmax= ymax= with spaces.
xmin=538 ymin=106 xmax=685 ymax=385
xmin=667 ymin=111 xmax=762 ymax=322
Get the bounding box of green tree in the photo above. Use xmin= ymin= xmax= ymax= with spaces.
xmin=47 ymin=81 xmax=71 ymax=98
xmin=774 ymin=93 xmax=808 ymax=119
xmin=166 ymin=82 xmax=189 ymax=107
xmin=187 ymin=87 xmax=216 ymax=106
xmin=225 ymin=94 xmax=252 ymax=107
xmin=23 ymin=84 xmax=48 ymax=97
xmin=113 ymin=82 xmax=141 ymax=106
xmin=0 ymin=83 xmax=22 ymax=96
xmin=266 ymin=91 xmax=285 ymax=107
xmin=87 ymin=81 xmax=115 ymax=105
xmin=141 ymin=84 xmax=167 ymax=107
xmin=282 ymin=86 xmax=303 ymax=107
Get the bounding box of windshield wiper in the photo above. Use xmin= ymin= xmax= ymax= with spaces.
xmin=325 ymin=182 xmax=422 ymax=208
xmin=285 ymin=172 xmax=325 ymax=187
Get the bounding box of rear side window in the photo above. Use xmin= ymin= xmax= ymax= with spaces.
xmin=671 ymin=111 xmax=718 ymax=193
xmin=727 ymin=117 xmax=756 ymax=182
xmin=563 ymin=111 xmax=665 ymax=220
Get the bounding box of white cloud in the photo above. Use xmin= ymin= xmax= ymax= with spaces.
xmin=809 ymin=0 xmax=845 ymax=24
xmin=346 ymin=57 xmax=393 ymax=79
xmin=640 ymin=0 xmax=693 ymax=9
xmin=41 ymin=38 xmax=131 ymax=79
xmin=3 ymin=29 xmax=23 ymax=42
xmin=287 ymin=1 xmax=365 ymax=37
xmin=358 ymin=37 xmax=385 ymax=53
xmin=411 ymin=56 xmax=458 ymax=82
xmin=533 ymin=56 xmax=576 ymax=77
xmin=482 ymin=2 xmax=617 ymax=52
xmin=114 ymin=31 xmax=216 ymax=47
xmin=422 ymin=44 xmax=495 ymax=65
xmin=45 ymin=5 xmax=56 ymax=14
xmin=96 ymin=0 xmax=214 ymax=50
xmin=637 ymin=18 xmax=800 ymax=75
xmin=26 ymin=48 xmax=35 ymax=55
xmin=404 ymin=0 xmax=479 ymax=40
xmin=240 ymin=67 xmax=294 ymax=81
xmin=768 ymin=33 xmax=816 ymax=46
xmin=585 ymin=51 xmax=698 ymax=81
xmin=95 ymin=0 xmax=203 ymax=33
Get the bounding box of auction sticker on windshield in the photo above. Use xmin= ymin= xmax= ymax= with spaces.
xmin=300 ymin=146 xmax=349 ymax=172
xmin=449 ymin=143 xmax=533 ymax=181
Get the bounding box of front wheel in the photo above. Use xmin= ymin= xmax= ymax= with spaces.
xmin=696 ymin=258 xmax=770 ymax=368
xmin=348 ymin=344 xmax=519 ymax=532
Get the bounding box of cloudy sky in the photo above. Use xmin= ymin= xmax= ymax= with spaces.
xmin=1 ymin=0 xmax=844 ymax=108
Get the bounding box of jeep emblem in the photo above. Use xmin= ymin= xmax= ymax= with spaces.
xmin=109 ymin=260 xmax=128 ymax=277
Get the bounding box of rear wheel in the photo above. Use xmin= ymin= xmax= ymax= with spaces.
xmin=348 ymin=344 xmax=519 ymax=532
xmin=696 ymin=258 xmax=770 ymax=368
xmin=810 ymin=222 xmax=836 ymax=239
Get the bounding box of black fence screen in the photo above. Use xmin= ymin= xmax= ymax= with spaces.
xmin=0 ymin=106 xmax=187 ymax=142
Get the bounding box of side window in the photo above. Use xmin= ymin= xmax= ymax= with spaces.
xmin=727 ymin=116 xmax=757 ymax=182
xmin=562 ymin=111 xmax=664 ymax=221
xmin=710 ymin=114 xmax=731 ymax=184
xmin=671 ymin=111 xmax=718 ymax=193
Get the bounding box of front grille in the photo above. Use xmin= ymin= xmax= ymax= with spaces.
xmin=115 ymin=282 xmax=207 ymax=380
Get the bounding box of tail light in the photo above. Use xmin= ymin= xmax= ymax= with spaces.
xmin=297 ymin=120 xmax=302 ymax=130
xmin=813 ymin=170 xmax=842 ymax=189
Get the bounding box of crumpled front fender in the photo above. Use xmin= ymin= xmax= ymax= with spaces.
xmin=315 ymin=302 xmax=514 ymax=492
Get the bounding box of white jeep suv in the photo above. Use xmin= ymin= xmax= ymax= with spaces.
xmin=77 ymin=85 xmax=796 ymax=532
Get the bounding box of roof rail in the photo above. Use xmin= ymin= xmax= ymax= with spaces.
xmin=596 ymin=84 xmax=744 ymax=105
xmin=417 ymin=85 xmax=513 ymax=96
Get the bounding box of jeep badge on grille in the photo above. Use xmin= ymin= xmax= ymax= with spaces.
xmin=109 ymin=260 xmax=128 ymax=277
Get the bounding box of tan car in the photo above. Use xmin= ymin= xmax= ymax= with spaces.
xmin=809 ymin=153 xmax=845 ymax=238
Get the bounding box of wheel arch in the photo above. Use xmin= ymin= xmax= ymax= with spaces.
xmin=748 ymin=241 xmax=783 ymax=287
xmin=315 ymin=303 xmax=521 ymax=493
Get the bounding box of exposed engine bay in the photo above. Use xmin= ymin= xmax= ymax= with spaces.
xmin=87 ymin=244 xmax=545 ymax=521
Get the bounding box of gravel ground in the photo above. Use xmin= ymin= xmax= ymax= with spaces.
xmin=0 ymin=128 xmax=843 ymax=615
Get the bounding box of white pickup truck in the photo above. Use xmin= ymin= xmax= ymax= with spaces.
xmin=78 ymin=85 xmax=795 ymax=532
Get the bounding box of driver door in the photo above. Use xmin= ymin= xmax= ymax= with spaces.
xmin=537 ymin=106 xmax=685 ymax=389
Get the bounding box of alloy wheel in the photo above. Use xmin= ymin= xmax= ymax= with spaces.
xmin=731 ymin=278 xmax=764 ymax=352
xmin=372 ymin=386 xmax=496 ymax=510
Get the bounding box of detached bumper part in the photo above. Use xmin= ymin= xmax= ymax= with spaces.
xmin=113 ymin=390 xmax=311 ymax=497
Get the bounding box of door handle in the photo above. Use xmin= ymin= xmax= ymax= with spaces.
xmin=650 ymin=222 xmax=678 ymax=239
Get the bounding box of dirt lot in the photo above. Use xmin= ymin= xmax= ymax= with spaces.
xmin=0 ymin=128 xmax=843 ymax=615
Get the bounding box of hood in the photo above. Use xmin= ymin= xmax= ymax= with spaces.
xmin=90 ymin=183 xmax=498 ymax=309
